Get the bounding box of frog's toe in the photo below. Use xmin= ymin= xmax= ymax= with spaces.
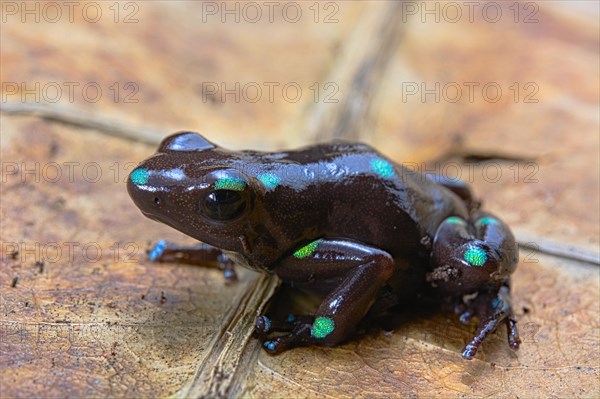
xmin=285 ymin=314 xmax=296 ymax=323
xmin=255 ymin=315 xmax=272 ymax=334
xmin=461 ymin=343 xmax=478 ymax=360
xmin=255 ymin=314 xmax=315 ymax=336
xmin=263 ymin=340 xmax=279 ymax=353
xmin=256 ymin=318 xmax=316 ymax=354
xmin=222 ymin=267 xmax=238 ymax=282
xmin=505 ymin=315 xmax=521 ymax=351
xmin=148 ymin=240 xmax=167 ymax=261
xmin=260 ymin=325 xmax=313 ymax=354
xmin=261 ymin=337 xmax=295 ymax=355
xmin=459 ymin=309 xmax=475 ymax=324
xmin=216 ymin=253 xmax=238 ymax=282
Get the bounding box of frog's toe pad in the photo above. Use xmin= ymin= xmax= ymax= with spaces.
xmin=461 ymin=344 xmax=477 ymax=360
xmin=260 ymin=335 xmax=301 ymax=355
xmin=263 ymin=340 xmax=278 ymax=353
xmin=509 ymin=339 xmax=520 ymax=351
xmin=223 ymin=268 xmax=238 ymax=282
xmin=255 ymin=316 xmax=272 ymax=334
xmin=459 ymin=310 xmax=475 ymax=324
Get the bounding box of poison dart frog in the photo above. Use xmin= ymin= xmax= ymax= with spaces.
xmin=127 ymin=132 xmax=520 ymax=359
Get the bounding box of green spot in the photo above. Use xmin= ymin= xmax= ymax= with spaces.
xmin=258 ymin=173 xmax=280 ymax=190
xmin=476 ymin=216 xmax=499 ymax=226
xmin=370 ymin=158 xmax=395 ymax=178
xmin=464 ymin=246 xmax=488 ymax=267
xmin=293 ymin=239 xmax=321 ymax=259
xmin=130 ymin=168 xmax=149 ymax=185
xmin=311 ymin=316 xmax=335 ymax=339
xmin=214 ymin=177 xmax=246 ymax=191
xmin=445 ymin=216 xmax=466 ymax=225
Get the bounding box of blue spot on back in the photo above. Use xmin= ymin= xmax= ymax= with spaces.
xmin=258 ymin=173 xmax=280 ymax=190
xmin=370 ymin=158 xmax=395 ymax=178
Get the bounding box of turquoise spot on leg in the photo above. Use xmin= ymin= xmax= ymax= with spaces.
xmin=370 ymin=158 xmax=395 ymax=178
xmin=293 ymin=239 xmax=321 ymax=259
xmin=476 ymin=216 xmax=499 ymax=226
xmin=130 ymin=168 xmax=149 ymax=185
xmin=311 ymin=316 xmax=335 ymax=339
xmin=258 ymin=173 xmax=280 ymax=190
xmin=464 ymin=245 xmax=488 ymax=267
xmin=214 ymin=177 xmax=246 ymax=191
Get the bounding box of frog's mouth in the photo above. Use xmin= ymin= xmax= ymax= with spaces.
xmin=141 ymin=211 xmax=160 ymax=222
xmin=140 ymin=210 xmax=173 ymax=227
xmin=140 ymin=209 xmax=190 ymax=238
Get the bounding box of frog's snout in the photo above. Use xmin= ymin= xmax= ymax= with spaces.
xmin=127 ymin=163 xmax=169 ymax=218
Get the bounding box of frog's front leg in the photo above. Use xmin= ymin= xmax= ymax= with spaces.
xmin=255 ymin=239 xmax=395 ymax=354
xmin=428 ymin=212 xmax=520 ymax=359
xmin=146 ymin=241 xmax=237 ymax=281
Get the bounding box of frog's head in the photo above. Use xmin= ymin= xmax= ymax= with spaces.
xmin=127 ymin=132 xmax=256 ymax=253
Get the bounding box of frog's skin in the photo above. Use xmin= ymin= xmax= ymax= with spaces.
xmin=127 ymin=132 xmax=520 ymax=359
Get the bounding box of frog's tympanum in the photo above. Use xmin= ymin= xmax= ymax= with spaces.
xmin=128 ymin=132 xmax=520 ymax=359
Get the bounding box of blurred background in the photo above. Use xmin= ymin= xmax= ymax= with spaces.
xmin=1 ymin=1 xmax=599 ymax=397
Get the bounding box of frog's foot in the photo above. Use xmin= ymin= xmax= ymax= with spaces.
xmin=255 ymin=314 xmax=314 ymax=334
xmin=254 ymin=315 xmax=316 ymax=354
xmin=146 ymin=241 xmax=238 ymax=282
xmin=459 ymin=283 xmax=521 ymax=360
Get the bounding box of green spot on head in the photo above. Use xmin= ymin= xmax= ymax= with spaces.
xmin=311 ymin=316 xmax=335 ymax=339
xmin=476 ymin=216 xmax=499 ymax=226
xmin=464 ymin=245 xmax=488 ymax=267
xmin=370 ymin=158 xmax=395 ymax=178
xmin=293 ymin=239 xmax=321 ymax=259
xmin=131 ymin=168 xmax=149 ymax=185
xmin=445 ymin=216 xmax=466 ymax=225
xmin=258 ymin=173 xmax=280 ymax=190
xmin=214 ymin=177 xmax=246 ymax=191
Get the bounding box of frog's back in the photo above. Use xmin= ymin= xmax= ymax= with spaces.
xmin=245 ymin=140 xmax=468 ymax=260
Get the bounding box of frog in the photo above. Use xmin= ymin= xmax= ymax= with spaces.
xmin=127 ymin=131 xmax=521 ymax=360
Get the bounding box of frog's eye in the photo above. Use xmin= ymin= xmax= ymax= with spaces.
xmin=201 ymin=190 xmax=246 ymax=221
xmin=159 ymin=132 xmax=215 ymax=152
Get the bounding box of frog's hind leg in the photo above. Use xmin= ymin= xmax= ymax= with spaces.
xmin=428 ymin=211 xmax=520 ymax=359
xmin=426 ymin=174 xmax=480 ymax=211
xmin=255 ymin=239 xmax=395 ymax=354
xmin=146 ymin=241 xmax=237 ymax=281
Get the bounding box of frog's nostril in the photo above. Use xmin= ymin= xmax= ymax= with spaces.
xmin=154 ymin=197 xmax=161 ymax=205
